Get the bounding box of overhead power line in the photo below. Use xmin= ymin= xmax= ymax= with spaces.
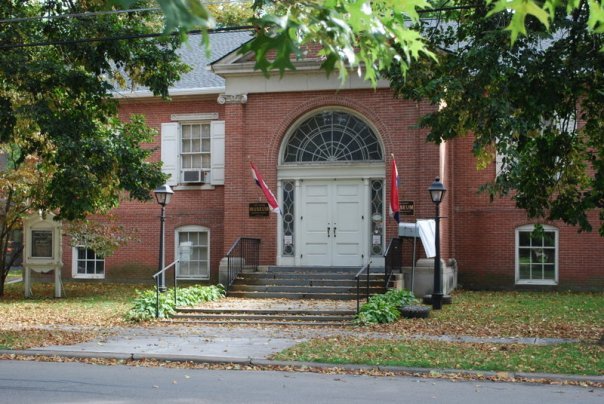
xmin=0 ymin=4 xmax=477 ymax=50
xmin=0 ymin=1 xmax=253 ymax=25
xmin=0 ymin=7 xmax=159 ymax=25
xmin=0 ymin=26 xmax=254 ymax=50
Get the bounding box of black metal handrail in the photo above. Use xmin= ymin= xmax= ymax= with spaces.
xmin=384 ymin=237 xmax=402 ymax=288
xmin=226 ymin=237 xmax=260 ymax=290
xmin=152 ymin=259 xmax=179 ymax=318
xmin=355 ymin=262 xmax=371 ymax=314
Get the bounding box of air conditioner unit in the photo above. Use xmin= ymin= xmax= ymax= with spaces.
xmin=181 ymin=169 xmax=208 ymax=184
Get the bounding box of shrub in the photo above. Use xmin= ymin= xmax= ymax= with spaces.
xmin=125 ymin=284 xmax=225 ymax=322
xmin=357 ymin=289 xmax=417 ymax=325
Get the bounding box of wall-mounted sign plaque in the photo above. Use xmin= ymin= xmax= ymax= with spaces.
xmin=249 ymin=202 xmax=270 ymax=217
xmin=400 ymin=200 xmax=415 ymax=216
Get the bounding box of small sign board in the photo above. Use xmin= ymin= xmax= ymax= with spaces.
xmin=249 ymin=202 xmax=270 ymax=217
xmin=400 ymin=200 xmax=415 ymax=216
xmin=31 ymin=230 xmax=53 ymax=258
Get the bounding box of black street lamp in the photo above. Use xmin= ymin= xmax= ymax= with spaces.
xmin=154 ymin=184 xmax=173 ymax=292
xmin=428 ymin=177 xmax=446 ymax=310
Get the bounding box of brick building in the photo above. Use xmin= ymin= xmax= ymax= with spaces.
xmin=61 ymin=30 xmax=603 ymax=291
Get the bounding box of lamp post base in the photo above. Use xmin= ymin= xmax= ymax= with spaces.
xmin=431 ymin=293 xmax=444 ymax=310
xmin=423 ymin=294 xmax=453 ymax=306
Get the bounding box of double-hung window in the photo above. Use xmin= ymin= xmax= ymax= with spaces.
xmin=72 ymin=246 xmax=105 ymax=279
xmin=515 ymin=225 xmax=558 ymax=285
xmin=181 ymin=123 xmax=211 ymax=182
xmin=175 ymin=225 xmax=210 ymax=280
xmin=161 ymin=117 xmax=225 ymax=187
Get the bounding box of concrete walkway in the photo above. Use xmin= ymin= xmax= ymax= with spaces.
xmin=25 ymin=322 xmax=580 ymax=360
xmin=1 ymin=297 xmax=601 ymax=384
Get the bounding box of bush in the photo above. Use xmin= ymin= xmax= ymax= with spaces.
xmin=125 ymin=284 xmax=225 ymax=322
xmin=357 ymin=289 xmax=417 ymax=325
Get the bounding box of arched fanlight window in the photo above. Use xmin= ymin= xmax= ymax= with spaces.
xmin=283 ymin=110 xmax=383 ymax=163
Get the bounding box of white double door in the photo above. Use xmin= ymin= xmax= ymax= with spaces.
xmin=299 ymin=179 xmax=367 ymax=266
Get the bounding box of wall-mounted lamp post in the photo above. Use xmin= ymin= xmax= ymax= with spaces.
xmin=428 ymin=177 xmax=446 ymax=310
xmin=154 ymin=184 xmax=173 ymax=292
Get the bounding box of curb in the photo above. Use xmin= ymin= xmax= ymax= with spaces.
xmin=1 ymin=349 xmax=602 ymax=385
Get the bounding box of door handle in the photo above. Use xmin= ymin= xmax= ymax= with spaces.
xmin=327 ymin=226 xmax=330 ymax=237
xmin=333 ymin=227 xmax=336 ymax=237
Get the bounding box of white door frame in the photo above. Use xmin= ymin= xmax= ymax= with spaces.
xmin=277 ymin=163 xmax=385 ymax=267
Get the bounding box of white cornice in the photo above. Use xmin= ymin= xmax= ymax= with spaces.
xmin=212 ymin=58 xmax=389 ymax=94
xmin=212 ymin=59 xmax=325 ymax=75
xmin=112 ymin=87 xmax=225 ymax=99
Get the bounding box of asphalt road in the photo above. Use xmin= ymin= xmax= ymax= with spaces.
xmin=0 ymin=360 xmax=601 ymax=404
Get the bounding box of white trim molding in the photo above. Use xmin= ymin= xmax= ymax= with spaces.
xmin=515 ymin=224 xmax=559 ymax=286
xmin=171 ymin=113 xmax=219 ymax=121
xmin=217 ymin=94 xmax=248 ymax=104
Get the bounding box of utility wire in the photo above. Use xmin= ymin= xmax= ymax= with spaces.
xmin=0 ymin=3 xmax=474 ymax=25
xmin=0 ymin=1 xmax=254 ymax=25
xmin=0 ymin=7 xmax=159 ymax=25
xmin=0 ymin=4 xmax=476 ymax=50
xmin=0 ymin=26 xmax=254 ymax=50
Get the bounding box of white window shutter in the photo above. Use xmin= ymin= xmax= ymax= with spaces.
xmin=161 ymin=122 xmax=179 ymax=186
xmin=210 ymin=120 xmax=225 ymax=185
xmin=495 ymin=152 xmax=504 ymax=177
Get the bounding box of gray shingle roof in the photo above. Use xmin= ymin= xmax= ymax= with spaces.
xmin=115 ymin=30 xmax=252 ymax=96
xmin=174 ymin=30 xmax=252 ymax=90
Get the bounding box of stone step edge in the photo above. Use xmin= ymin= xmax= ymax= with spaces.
xmin=172 ymin=314 xmax=355 ymax=321
xmin=175 ymin=308 xmax=356 ymax=315
xmin=164 ymin=319 xmax=355 ymax=326
xmin=225 ymin=293 xmax=374 ymax=300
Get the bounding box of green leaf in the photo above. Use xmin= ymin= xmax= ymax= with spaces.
xmin=587 ymin=0 xmax=604 ymax=33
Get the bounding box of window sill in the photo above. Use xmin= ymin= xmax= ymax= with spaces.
xmin=174 ymin=184 xmax=216 ymax=191
xmin=515 ymin=280 xmax=558 ymax=286
xmin=73 ymin=275 xmax=105 ymax=280
xmin=176 ymin=276 xmax=210 ymax=281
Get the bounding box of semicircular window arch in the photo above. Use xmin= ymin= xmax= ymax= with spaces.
xmin=283 ymin=110 xmax=383 ymax=163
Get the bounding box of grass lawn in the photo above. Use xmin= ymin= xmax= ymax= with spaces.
xmin=366 ymin=291 xmax=603 ymax=341
xmin=273 ymin=337 xmax=603 ymax=376
xmin=6 ymin=269 xmax=22 ymax=282
xmin=0 ymin=283 xmax=602 ymax=376
xmin=0 ymin=281 xmax=143 ymax=349
xmin=275 ymin=290 xmax=604 ymax=376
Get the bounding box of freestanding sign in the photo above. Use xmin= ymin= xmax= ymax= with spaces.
xmin=23 ymin=211 xmax=63 ymax=298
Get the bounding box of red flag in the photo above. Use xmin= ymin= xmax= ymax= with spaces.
xmin=250 ymin=161 xmax=280 ymax=214
xmin=389 ymin=156 xmax=400 ymax=223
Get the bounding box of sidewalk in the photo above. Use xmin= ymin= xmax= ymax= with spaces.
xmin=2 ymin=321 xmax=602 ymax=385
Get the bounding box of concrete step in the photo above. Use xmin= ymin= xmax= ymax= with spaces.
xmin=172 ymin=313 xmax=354 ymax=322
xmin=229 ymin=285 xmax=385 ymax=293
xmin=228 ymin=266 xmax=387 ymax=300
xmin=171 ymin=307 xmax=356 ymax=325
xmin=234 ymin=278 xmax=383 ymax=287
xmin=175 ymin=308 xmax=356 ymax=316
xmin=225 ymin=291 xmax=376 ymax=299
xmin=238 ymin=272 xmax=384 ymax=280
xmin=166 ymin=319 xmax=354 ymax=326
xmin=267 ymin=266 xmax=384 ymax=274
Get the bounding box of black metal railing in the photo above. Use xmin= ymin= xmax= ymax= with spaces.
xmin=226 ymin=237 xmax=260 ymax=290
xmin=384 ymin=237 xmax=402 ymax=288
xmin=355 ymin=262 xmax=371 ymax=314
xmin=152 ymin=259 xmax=179 ymax=319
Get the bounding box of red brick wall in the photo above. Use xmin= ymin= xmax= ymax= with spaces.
xmin=61 ymin=96 xmax=226 ymax=284
xmin=222 ymin=89 xmax=445 ymax=266
xmin=450 ymin=135 xmax=604 ymax=290
xmin=59 ymin=87 xmax=603 ymax=291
